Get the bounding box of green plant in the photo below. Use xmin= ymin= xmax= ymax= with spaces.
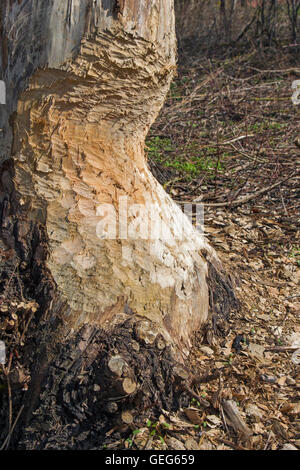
xmin=249 ymin=121 xmax=285 ymax=133
xmin=146 ymin=136 xmax=174 ymax=162
xmin=227 ymin=353 xmax=234 ymax=365
xmin=145 ymin=418 xmax=169 ymax=444
xmin=125 ymin=437 xmax=133 ymax=448
xmin=169 ymin=81 xmax=183 ymax=100
xmin=123 ymin=429 xmax=142 ymax=449
xmin=190 ymin=397 xmax=201 ymax=408
xmin=146 ymin=135 xmax=226 ymax=183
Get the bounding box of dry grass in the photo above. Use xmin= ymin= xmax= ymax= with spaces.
xmin=142 ymin=43 xmax=300 ymax=451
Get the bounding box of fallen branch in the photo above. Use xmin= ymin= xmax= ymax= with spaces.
xmin=184 ymin=385 xmax=211 ymax=408
xmin=248 ymin=97 xmax=289 ymax=102
xmin=221 ymin=134 xmax=254 ymax=145
xmin=248 ymin=66 xmax=300 ymax=75
xmin=222 ymin=399 xmax=252 ymax=439
xmin=0 ymin=405 xmax=24 ymax=450
xmin=264 ymin=345 xmax=300 ymax=352
xmin=217 ymin=437 xmax=248 ymax=451
xmin=203 ymin=171 xmax=298 ymax=208
xmin=191 ymin=371 xmax=220 ymax=386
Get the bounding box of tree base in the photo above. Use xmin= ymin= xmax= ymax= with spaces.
xmin=16 ymin=316 xmax=191 ymax=450
xmin=0 ymin=163 xmax=237 ymax=449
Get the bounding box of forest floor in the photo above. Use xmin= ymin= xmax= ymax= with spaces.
xmin=120 ymin=46 xmax=300 ymax=451
xmin=0 ymin=46 xmax=299 ymax=451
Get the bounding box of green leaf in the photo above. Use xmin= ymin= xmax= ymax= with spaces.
xmin=126 ymin=438 xmax=133 ymax=447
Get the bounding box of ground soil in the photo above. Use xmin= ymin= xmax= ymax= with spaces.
xmin=0 ymin=45 xmax=299 ymax=450
xmin=143 ymin=45 xmax=300 ymax=451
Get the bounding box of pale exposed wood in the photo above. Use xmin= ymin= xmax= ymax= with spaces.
xmin=108 ymin=355 xmax=128 ymax=377
xmin=107 ymin=352 xmax=137 ymax=396
xmin=121 ymin=378 xmax=137 ymax=395
xmin=121 ymin=410 xmax=134 ymax=424
xmin=1 ymin=0 xmax=223 ymax=359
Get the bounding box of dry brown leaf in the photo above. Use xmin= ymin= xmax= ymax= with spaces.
xmin=183 ymin=407 xmax=203 ymax=425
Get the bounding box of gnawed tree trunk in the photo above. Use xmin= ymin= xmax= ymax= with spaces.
xmin=0 ymin=1 xmax=236 ymax=449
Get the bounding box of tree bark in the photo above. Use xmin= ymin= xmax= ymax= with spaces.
xmin=0 ymin=0 xmax=236 ymax=449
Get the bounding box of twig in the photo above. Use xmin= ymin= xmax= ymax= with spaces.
xmin=220 ymin=404 xmax=230 ymax=436
xmin=0 ymin=262 xmax=18 ymax=306
xmin=264 ymin=345 xmax=299 ymax=352
xmin=144 ymin=435 xmax=154 ymax=450
xmin=229 ymin=143 xmax=267 ymax=163
xmin=161 ymin=409 xmax=196 ymax=429
xmin=264 ymin=431 xmax=272 ymax=450
xmin=0 ymin=405 xmax=24 ymax=450
xmin=7 ymin=374 xmax=12 ymax=439
xmin=279 ymin=185 xmax=288 ymax=216
xmin=184 ymin=385 xmax=211 ymax=408
xmin=203 ymin=171 xmax=298 ymax=207
xmin=191 ymin=371 xmax=220 ymax=386
xmin=232 ymin=9 xmax=258 ymax=45
xmin=282 ymin=43 xmax=300 ymax=48
xmin=217 ymin=437 xmax=248 ymax=451
xmin=19 ymin=309 xmax=35 ymax=344
xmin=214 ymin=126 xmax=221 ymax=197
xmin=285 ymin=294 xmax=300 ymax=300
xmin=4 ymin=352 xmax=13 ymax=443
xmin=248 ymin=97 xmax=289 ymax=101
xmin=248 ymin=66 xmax=300 ymax=75
xmin=221 ymin=134 xmax=254 ymax=145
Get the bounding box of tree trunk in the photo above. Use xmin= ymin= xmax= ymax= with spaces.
xmin=0 ymin=0 xmax=236 ymax=449
xmin=286 ymin=0 xmax=300 ymax=43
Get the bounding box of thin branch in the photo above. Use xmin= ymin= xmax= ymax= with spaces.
xmin=203 ymin=171 xmax=298 ymax=208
